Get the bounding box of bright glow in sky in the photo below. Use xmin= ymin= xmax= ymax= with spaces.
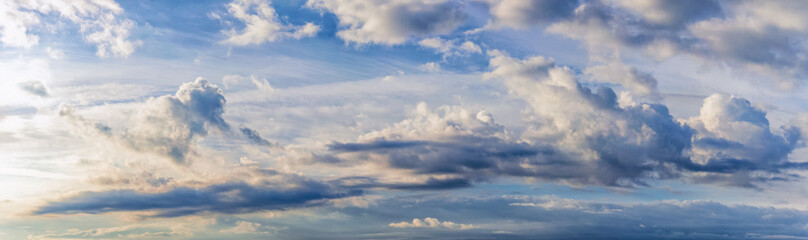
xmin=3 ymin=0 xmax=808 ymax=239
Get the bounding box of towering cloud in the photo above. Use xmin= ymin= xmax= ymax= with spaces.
xmin=329 ymin=50 xmax=807 ymax=188
xmin=60 ymin=77 xmax=271 ymax=165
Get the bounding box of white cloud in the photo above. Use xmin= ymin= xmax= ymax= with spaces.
xmin=45 ymin=47 xmax=64 ymax=59
xmin=508 ymin=195 xmax=621 ymax=214
xmin=0 ymin=0 xmax=140 ymax=57
xmin=687 ymin=94 xmax=799 ymax=170
xmin=0 ymin=1 xmax=40 ymax=48
xmin=59 ymin=77 xmax=272 ymax=165
xmin=389 ymin=217 xmax=473 ymax=230
xmin=307 ymin=0 xmax=467 ymax=45
xmin=221 ymin=0 xmax=320 ymax=46
xmin=418 ymin=37 xmax=482 ymax=57
xmin=418 ymin=62 xmax=441 ymax=72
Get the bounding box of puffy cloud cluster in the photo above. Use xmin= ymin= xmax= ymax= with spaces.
xmin=307 ymin=0 xmax=468 ymax=45
xmin=220 ymin=0 xmax=320 ymax=46
xmin=0 ymin=0 xmax=139 ymax=57
xmin=60 ymin=77 xmax=272 ymax=166
xmin=329 ymin=51 xmax=806 ymax=188
xmin=685 ymin=94 xmax=802 ymax=186
xmin=389 ymin=217 xmax=473 ymax=230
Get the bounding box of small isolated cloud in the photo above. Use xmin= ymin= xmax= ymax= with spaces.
xmin=418 ymin=62 xmax=441 ymax=72
xmin=18 ymin=80 xmax=48 ymax=97
xmin=389 ymin=217 xmax=473 ymax=230
xmin=307 ymin=0 xmax=467 ymax=45
xmin=221 ymin=0 xmax=320 ymax=46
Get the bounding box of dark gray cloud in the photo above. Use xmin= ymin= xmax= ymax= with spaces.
xmin=35 ymin=180 xmax=362 ymax=217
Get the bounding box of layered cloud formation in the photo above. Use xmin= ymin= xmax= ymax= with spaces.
xmin=329 ymin=51 xmax=806 ymax=188
xmin=7 ymin=0 xmax=808 ymax=239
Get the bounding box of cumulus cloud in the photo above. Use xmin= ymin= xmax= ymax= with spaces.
xmin=35 ymin=180 xmax=362 ymax=217
xmin=0 ymin=0 xmax=140 ymax=57
xmin=684 ymin=93 xmax=803 ymax=186
xmin=220 ymin=0 xmax=320 ymax=46
xmin=307 ymin=0 xmax=468 ymax=45
xmin=329 ymin=51 xmax=808 ymax=188
xmin=389 ymin=217 xmax=473 ymax=230
xmin=60 ymin=77 xmax=272 ymax=165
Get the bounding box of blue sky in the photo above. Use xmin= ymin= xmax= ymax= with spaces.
xmin=3 ymin=0 xmax=808 ymax=239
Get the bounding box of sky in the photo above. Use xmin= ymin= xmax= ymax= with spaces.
xmin=4 ymin=0 xmax=808 ymax=239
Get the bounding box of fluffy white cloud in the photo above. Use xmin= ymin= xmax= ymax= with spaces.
xmin=389 ymin=217 xmax=473 ymax=230
xmin=221 ymin=0 xmax=320 ymax=46
xmin=0 ymin=0 xmax=139 ymax=57
xmin=307 ymin=0 xmax=467 ymax=45
xmin=0 ymin=0 xmax=40 ymax=48
xmin=60 ymin=77 xmax=272 ymax=165
xmin=684 ymin=93 xmax=801 ymax=186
